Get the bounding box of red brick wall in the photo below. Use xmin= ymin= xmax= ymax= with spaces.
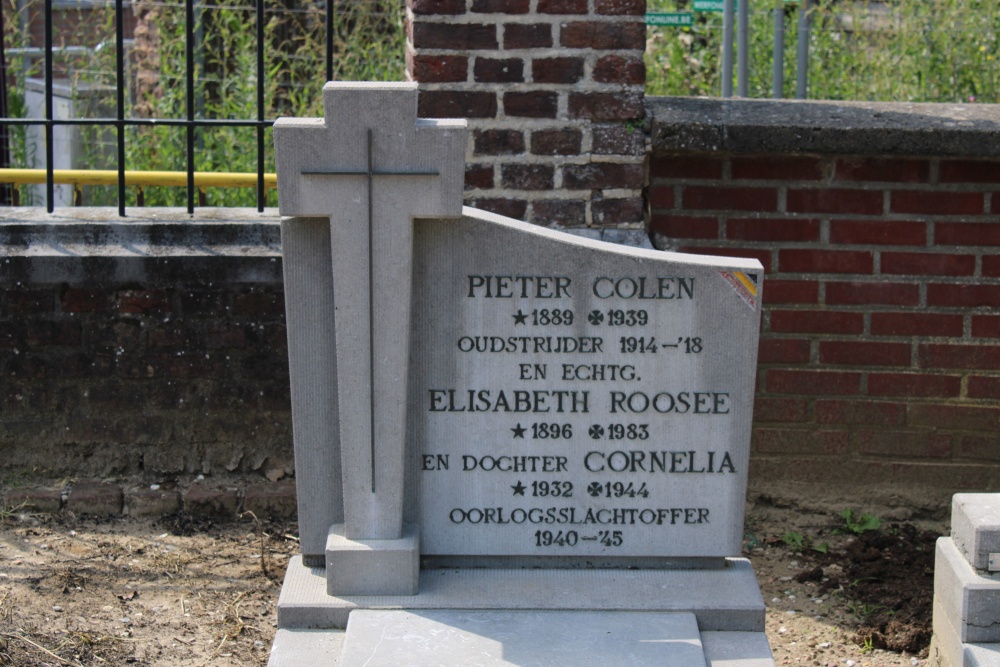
xmin=406 ymin=0 xmax=646 ymax=227
xmin=649 ymin=153 xmax=1000 ymax=503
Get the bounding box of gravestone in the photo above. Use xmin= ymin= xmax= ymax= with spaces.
xmin=269 ymin=82 xmax=774 ymax=666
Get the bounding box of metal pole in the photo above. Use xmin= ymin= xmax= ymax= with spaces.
xmin=44 ymin=0 xmax=53 ymax=211
xmin=326 ymin=0 xmax=334 ymax=82
xmin=796 ymin=0 xmax=809 ymax=99
xmin=115 ymin=0 xmax=126 ymax=215
xmin=186 ymin=0 xmax=195 ymax=212
xmin=737 ymin=0 xmax=749 ymax=96
xmin=772 ymin=0 xmax=784 ymax=97
xmin=722 ymin=0 xmax=735 ymax=97
xmin=256 ymin=0 xmax=265 ymax=211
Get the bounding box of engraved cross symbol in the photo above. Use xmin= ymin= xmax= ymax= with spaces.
xmin=274 ymin=83 xmax=466 ymax=541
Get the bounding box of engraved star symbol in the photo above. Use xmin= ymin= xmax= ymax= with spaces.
xmin=513 ymin=309 xmax=528 ymax=325
xmin=511 ymin=481 xmax=526 ymax=496
xmin=511 ymin=423 xmax=526 ymax=438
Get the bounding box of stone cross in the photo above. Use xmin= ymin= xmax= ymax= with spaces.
xmin=274 ymin=82 xmax=466 ymax=541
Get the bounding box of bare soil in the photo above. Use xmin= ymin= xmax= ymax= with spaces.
xmin=0 ymin=502 xmax=945 ymax=666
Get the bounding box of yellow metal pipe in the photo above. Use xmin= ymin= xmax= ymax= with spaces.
xmin=0 ymin=168 xmax=277 ymax=189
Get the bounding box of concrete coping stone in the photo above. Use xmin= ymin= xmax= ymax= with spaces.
xmin=952 ymin=494 xmax=1000 ymax=572
xmin=647 ymin=96 xmax=1000 ymax=158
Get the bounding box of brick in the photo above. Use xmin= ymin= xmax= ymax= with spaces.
xmin=472 ymin=0 xmax=528 ymax=11
xmin=204 ymin=323 xmax=249 ymax=349
xmin=651 ymin=155 xmax=723 ymax=180
xmin=891 ymin=190 xmax=984 ymax=215
xmin=503 ymin=91 xmax=557 ymax=118
xmin=470 ymin=197 xmax=528 ymax=219
xmin=118 ymin=289 xmax=170 ymax=314
xmin=560 ymin=21 xmax=646 ymax=49
xmin=409 ymin=54 xmax=467 ymax=83
xmin=786 ymin=189 xmax=883 ymax=215
xmin=825 ymin=282 xmax=919 ymax=306
xmin=935 ymin=222 xmax=1000 ymax=246
xmin=184 ymin=482 xmax=240 ymax=519
xmin=816 ymin=399 xmax=905 ymax=425
xmin=908 ymin=404 xmax=1000 ymax=431
xmin=592 ymin=197 xmax=643 ymax=226
xmin=650 ymin=215 xmax=718 ymax=239
xmin=751 ymin=428 xmax=850 ymax=455
xmin=465 ymin=163 xmax=494 ymax=189
xmin=765 ymin=369 xmax=862 ymax=395
xmin=4 ymin=289 xmax=53 ymax=314
xmin=473 ymin=129 xmax=524 ymax=155
xmin=3 ymin=487 xmax=63 ymax=513
xmin=530 ymin=129 xmax=581 ymax=156
xmin=474 ymin=57 xmax=524 ymax=82
xmin=595 ymin=0 xmax=644 ymax=14
xmin=408 ymin=0 xmax=466 ymax=13
xmin=67 ymin=480 xmax=123 ymax=516
xmin=231 ymin=289 xmax=285 ymax=317
xmin=752 ymin=397 xmax=809 ymax=423
xmin=682 ymin=186 xmax=778 ymax=212
xmin=969 ymin=376 xmax=1000 ymax=399
xmin=835 ymin=158 xmax=931 ymax=183
xmin=61 ymin=288 xmax=112 ymax=313
xmin=26 ymin=321 xmax=82 ymax=346
xmin=919 ymin=344 xmax=1000 ymax=370
xmin=871 ymin=312 xmax=963 ymax=337
xmin=984 ymin=255 xmax=1000 ymax=277
xmin=505 ymin=23 xmax=553 ymax=49
xmin=927 ymin=284 xmax=1000 ymax=308
xmin=419 ymin=91 xmax=497 ymax=118
xmin=853 ymin=431 xmax=952 ymax=458
xmin=568 ymin=92 xmax=644 ymax=121
xmin=412 ymin=23 xmax=497 ymax=49
xmin=593 ymin=55 xmax=645 ymax=84
xmin=648 ymin=185 xmax=673 ymax=209
xmin=564 ymin=163 xmax=644 ymax=190
xmin=829 ymin=220 xmax=926 ymax=246
xmin=779 ymin=249 xmax=873 ymax=274
xmin=592 ymin=124 xmax=645 ymax=156
xmin=881 ymin=252 xmax=975 ymax=276
xmin=126 ymin=486 xmax=182 ymax=516
xmin=867 ymin=372 xmax=961 ymax=398
xmin=538 ymin=0 xmax=587 ymax=12
xmin=531 ymin=199 xmax=586 ymax=226
xmin=818 ymin=340 xmax=911 ymax=366
xmin=769 ymin=310 xmax=864 ymax=334
xmin=762 ymin=280 xmax=818 ymax=304
xmin=939 ymin=160 xmax=1000 ymax=184
xmin=531 ymin=56 xmax=582 ymax=82
xmin=731 ymin=156 xmax=823 ymax=181
xmin=726 ymin=217 xmax=819 ymax=242
xmin=501 ymin=164 xmax=554 ymax=190
xmin=758 ymin=337 xmax=810 ymax=363
xmin=243 ymin=481 xmax=298 ymax=519
xmin=958 ymin=435 xmax=1000 ymax=461
xmin=972 ymin=315 xmax=1000 ymax=338
xmin=679 ymin=246 xmax=773 ymax=272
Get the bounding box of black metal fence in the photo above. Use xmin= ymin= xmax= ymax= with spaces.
xmin=0 ymin=0 xmax=352 ymax=216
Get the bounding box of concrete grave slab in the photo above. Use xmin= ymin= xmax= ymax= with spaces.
xmin=935 ymin=537 xmax=1000 ymax=644
xmin=339 ymin=610 xmax=707 ymax=667
xmin=953 ymin=494 xmax=1000 ymax=572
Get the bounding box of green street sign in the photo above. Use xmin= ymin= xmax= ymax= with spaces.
xmin=644 ymin=11 xmax=695 ymax=26
xmin=692 ymin=0 xmax=736 ymax=11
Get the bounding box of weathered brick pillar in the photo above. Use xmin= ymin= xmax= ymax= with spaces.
xmin=406 ymin=0 xmax=647 ymax=228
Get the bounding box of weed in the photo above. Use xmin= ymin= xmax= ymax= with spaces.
xmin=811 ymin=541 xmax=829 ymax=554
xmin=860 ymin=636 xmax=874 ymax=654
xmin=839 ymin=509 xmax=881 ymax=535
xmin=781 ymin=531 xmax=805 ymax=549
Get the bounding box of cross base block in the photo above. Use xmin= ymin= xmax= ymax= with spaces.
xmin=326 ymin=524 xmax=420 ymax=596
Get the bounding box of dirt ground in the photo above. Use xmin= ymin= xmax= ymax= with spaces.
xmin=0 ymin=501 xmax=945 ymax=666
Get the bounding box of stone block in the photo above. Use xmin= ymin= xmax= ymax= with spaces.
xmin=244 ymin=482 xmax=298 ymax=520
xmin=66 ymin=480 xmax=123 ymax=515
xmin=936 ymin=537 xmax=1000 ymax=644
xmin=701 ymin=632 xmax=776 ymax=666
xmin=3 ymin=486 xmax=63 ymax=513
xmin=183 ymin=482 xmax=240 ymax=519
xmin=339 ymin=610 xmax=706 ymax=666
xmin=967 ymin=644 xmax=1000 ymax=667
xmin=125 ymin=486 xmax=181 ymax=516
xmin=267 ymin=628 xmax=345 ymax=667
xmin=953 ymin=494 xmax=1000 ymax=571
xmin=326 ymin=524 xmax=420 ymax=596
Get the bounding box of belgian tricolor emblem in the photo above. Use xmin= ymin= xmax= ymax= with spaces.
xmin=719 ymin=270 xmax=759 ymax=310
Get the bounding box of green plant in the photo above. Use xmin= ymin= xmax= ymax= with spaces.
xmin=839 ymin=508 xmax=881 ymax=534
xmin=781 ymin=530 xmax=805 ymax=549
xmin=860 ymin=636 xmax=874 ymax=654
